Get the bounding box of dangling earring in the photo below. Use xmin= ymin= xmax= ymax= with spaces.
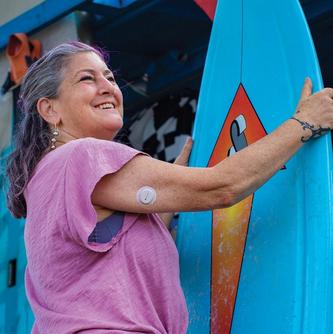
xmin=50 ymin=123 xmax=59 ymax=150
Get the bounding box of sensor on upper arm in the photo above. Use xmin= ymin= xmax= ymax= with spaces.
xmin=136 ymin=186 xmax=157 ymax=205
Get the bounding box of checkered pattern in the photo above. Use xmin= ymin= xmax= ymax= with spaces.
xmin=123 ymin=95 xmax=197 ymax=162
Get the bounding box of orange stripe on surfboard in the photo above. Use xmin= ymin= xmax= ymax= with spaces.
xmin=208 ymin=84 xmax=267 ymax=333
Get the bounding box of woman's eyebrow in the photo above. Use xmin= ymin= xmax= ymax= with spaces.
xmin=74 ymin=68 xmax=95 ymax=77
xmin=74 ymin=68 xmax=113 ymax=78
xmin=104 ymin=69 xmax=114 ymax=76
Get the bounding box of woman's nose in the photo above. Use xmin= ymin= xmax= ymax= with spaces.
xmin=98 ymin=77 xmax=116 ymax=95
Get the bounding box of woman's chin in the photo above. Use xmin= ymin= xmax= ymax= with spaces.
xmin=102 ymin=123 xmax=124 ymax=140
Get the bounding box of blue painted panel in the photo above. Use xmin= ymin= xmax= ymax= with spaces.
xmin=0 ymin=0 xmax=87 ymax=50
xmin=93 ymin=0 xmax=138 ymax=8
xmin=177 ymin=0 xmax=242 ymax=332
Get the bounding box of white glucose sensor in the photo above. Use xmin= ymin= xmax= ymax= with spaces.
xmin=136 ymin=186 xmax=157 ymax=205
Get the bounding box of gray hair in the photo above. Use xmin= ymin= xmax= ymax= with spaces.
xmin=6 ymin=41 xmax=106 ymax=218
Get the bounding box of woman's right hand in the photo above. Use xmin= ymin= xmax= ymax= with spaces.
xmin=292 ymin=78 xmax=333 ymax=141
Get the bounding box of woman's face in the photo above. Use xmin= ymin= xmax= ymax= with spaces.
xmin=53 ymin=51 xmax=123 ymax=140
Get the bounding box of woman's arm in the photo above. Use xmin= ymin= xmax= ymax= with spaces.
xmin=92 ymin=79 xmax=333 ymax=214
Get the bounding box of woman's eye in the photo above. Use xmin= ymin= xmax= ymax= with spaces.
xmin=80 ymin=75 xmax=94 ymax=81
xmin=107 ymin=76 xmax=116 ymax=83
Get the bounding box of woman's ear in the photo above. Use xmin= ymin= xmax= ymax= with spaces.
xmin=36 ymin=97 xmax=61 ymax=125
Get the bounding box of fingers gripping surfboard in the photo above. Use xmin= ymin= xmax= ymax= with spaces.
xmin=177 ymin=0 xmax=333 ymax=333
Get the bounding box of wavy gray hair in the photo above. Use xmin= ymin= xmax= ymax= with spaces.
xmin=6 ymin=41 xmax=106 ymax=218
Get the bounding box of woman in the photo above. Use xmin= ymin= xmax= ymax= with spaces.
xmin=6 ymin=42 xmax=333 ymax=333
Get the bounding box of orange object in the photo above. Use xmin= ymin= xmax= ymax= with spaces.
xmin=6 ymin=33 xmax=31 ymax=85
xmin=2 ymin=33 xmax=42 ymax=94
xmin=208 ymin=84 xmax=268 ymax=334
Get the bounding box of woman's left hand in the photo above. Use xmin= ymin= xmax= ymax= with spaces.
xmin=173 ymin=137 xmax=193 ymax=166
xmin=159 ymin=137 xmax=193 ymax=229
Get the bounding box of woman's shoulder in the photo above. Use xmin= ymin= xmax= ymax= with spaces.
xmin=63 ymin=137 xmax=130 ymax=152
xmin=26 ymin=138 xmax=138 ymax=198
xmin=33 ymin=138 xmax=138 ymax=179
xmin=30 ymin=138 xmax=107 ymax=174
xmin=44 ymin=137 xmax=129 ymax=161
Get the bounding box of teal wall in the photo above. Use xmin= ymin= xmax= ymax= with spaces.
xmin=0 ymin=147 xmax=34 ymax=333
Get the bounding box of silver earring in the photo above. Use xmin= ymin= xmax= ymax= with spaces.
xmin=50 ymin=124 xmax=59 ymax=150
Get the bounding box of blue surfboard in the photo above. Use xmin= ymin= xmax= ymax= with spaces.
xmin=177 ymin=0 xmax=333 ymax=333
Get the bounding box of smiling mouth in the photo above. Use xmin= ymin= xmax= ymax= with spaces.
xmin=95 ymin=102 xmax=116 ymax=110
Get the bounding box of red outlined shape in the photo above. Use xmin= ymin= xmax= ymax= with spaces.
xmin=209 ymin=84 xmax=268 ymax=334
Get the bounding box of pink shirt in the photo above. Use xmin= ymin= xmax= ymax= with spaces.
xmin=24 ymin=137 xmax=188 ymax=334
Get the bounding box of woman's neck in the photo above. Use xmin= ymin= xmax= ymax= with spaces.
xmin=54 ymin=127 xmax=79 ymax=148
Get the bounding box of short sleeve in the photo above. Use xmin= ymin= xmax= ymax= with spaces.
xmin=64 ymin=137 xmax=145 ymax=252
